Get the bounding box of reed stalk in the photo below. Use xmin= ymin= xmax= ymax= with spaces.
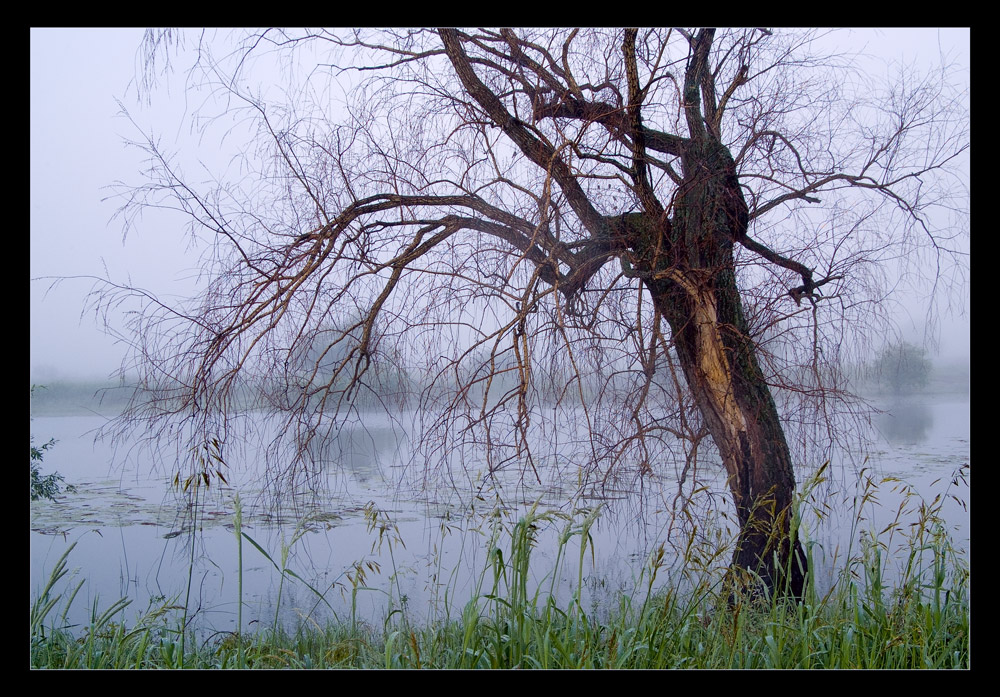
xmin=30 ymin=465 xmax=969 ymax=669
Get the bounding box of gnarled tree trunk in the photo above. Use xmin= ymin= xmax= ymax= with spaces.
xmin=650 ymin=271 xmax=807 ymax=598
xmin=620 ymin=137 xmax=807 ymax=598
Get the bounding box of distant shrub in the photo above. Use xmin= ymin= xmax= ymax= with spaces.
xmin=874 ymin=342 xmax=932 ymax=394
xmin=29 ymin=385 xmax=73 ymax=501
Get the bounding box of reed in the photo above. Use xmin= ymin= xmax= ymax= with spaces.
xmin=30 ymin=466 xmax=969 ymax=669
xmin=233 ymin=492 xmax=245 ymax=668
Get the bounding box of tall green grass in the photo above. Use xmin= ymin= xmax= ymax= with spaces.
xmin=30 ymin=466 xmax=969 ymax=669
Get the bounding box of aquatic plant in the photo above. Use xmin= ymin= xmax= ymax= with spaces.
xmin=30 ymin=463 xmax=969 ymax=669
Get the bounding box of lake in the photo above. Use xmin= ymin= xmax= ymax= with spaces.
xmin=30 ymin=392 xmax=970 ymax=639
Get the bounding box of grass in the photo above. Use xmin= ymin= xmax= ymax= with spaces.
xmin=30 ymin=467 xmax=969 ymax=669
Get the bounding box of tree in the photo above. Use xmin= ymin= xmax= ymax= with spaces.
xmin=874 ymin=341 xmax=933 ymax=395
xmin=100 ymin=28 xmax=968 ymax=598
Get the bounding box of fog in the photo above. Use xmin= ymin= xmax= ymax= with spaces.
xmin=30 ymin=28 xmax=969 ymax=385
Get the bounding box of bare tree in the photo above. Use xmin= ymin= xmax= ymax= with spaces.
xmin=99 ymin=28 xmax=968 ymax=598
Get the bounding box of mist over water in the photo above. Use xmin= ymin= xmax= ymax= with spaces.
xmin=30 ymin=30 xmax=969 ymax=660
xmin=30 ymin=378 xmax=969 ymax=638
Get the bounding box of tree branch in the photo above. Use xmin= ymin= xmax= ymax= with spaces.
xmin=439 ymin=28 xmax=609 ymax=239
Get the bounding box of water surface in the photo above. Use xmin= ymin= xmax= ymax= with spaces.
xmin=30 ymin=393 xmax=970 ymax=638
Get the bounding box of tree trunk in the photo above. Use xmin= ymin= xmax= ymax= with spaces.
xmin=649 ymin=271 xmax=807 ymax=599
xmin=624 ymin=139 xmax=807 ymax=598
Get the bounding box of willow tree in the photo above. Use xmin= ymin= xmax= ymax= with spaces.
xmin=104 ymin=28 xmax=968 ymax=598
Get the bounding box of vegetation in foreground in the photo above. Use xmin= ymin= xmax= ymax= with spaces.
xmin=30 ymin=385 xmax=74 ymax=502
xmin=30 ymin=466 xmax=969 ymax=669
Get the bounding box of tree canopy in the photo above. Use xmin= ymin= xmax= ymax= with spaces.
xmin=97 ymin=28 xmax=968 ymax=596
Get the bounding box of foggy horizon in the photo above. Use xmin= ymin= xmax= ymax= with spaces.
xmin=30 ymin=28 xmax=970 ymax=384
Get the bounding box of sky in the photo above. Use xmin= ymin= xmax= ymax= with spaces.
xmin=29 ymin=28 xmax=971 ymax=383
xmin=31 ymin=28 xmax=198 ymax=380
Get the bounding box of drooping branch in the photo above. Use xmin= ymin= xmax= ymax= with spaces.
xmin=737 ymin=232 xmax=842 ymax=305
xmin=439 ymin=28 xmax=609 ymax=239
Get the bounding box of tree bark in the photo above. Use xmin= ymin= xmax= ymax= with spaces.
xmin=622 ymin=138 xmax=807 ymax=599
xmin=650 ymin=272 xmax=807 ymax=598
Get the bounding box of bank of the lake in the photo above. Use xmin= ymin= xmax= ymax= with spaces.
xmin=31 ymin=502 xmax=969 ymax=669
xmin=30 ymin=388 xmax=970 ymax=668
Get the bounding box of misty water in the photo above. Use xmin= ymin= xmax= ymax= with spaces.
xmin=30 ymin=391 xmax=969 ymax=639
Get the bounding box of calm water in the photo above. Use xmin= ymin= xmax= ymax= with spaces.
xmin=30 ymin=393 xmax=969 ymax=638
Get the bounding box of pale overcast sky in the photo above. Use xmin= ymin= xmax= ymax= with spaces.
xmin=29 ymin=28 xmax=970 ymax=382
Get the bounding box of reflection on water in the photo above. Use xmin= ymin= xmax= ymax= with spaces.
xmin=30 ymin=394 xmax=970 ymax=638
xmin=875 ymin=399 xmax=933 ymax=444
